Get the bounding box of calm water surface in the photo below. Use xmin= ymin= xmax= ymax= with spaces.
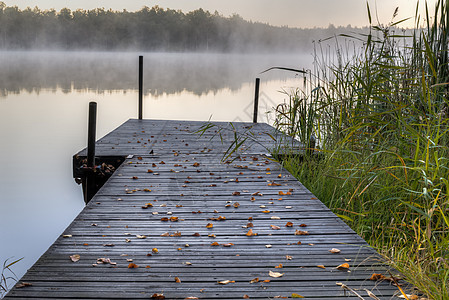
xmin=0 ymin=51 xmax=312 ymax=290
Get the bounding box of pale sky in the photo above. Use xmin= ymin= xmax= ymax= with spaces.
xmin=2 ymin=0 xmax=437 ymax=28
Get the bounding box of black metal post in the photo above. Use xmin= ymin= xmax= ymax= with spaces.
xmin=86 ymin=101 xmax=97 ymax=203
xmin=87 ymin=102 xmax=97 ymax=167
xmin=138 ymin=55 xmax=143 ymax=120
xmin=253 ymin=78 xmax=260 ymax=123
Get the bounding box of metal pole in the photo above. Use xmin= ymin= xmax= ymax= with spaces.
xmin=138 ymin=55 xmax=143 ymax=120
xmin=253 ymin=78 xmax=260 ymax=123
xmin=87 ymin=102 xmax=97 ymax=167
xmin=85 ymin=101 xmax=97 ymax=203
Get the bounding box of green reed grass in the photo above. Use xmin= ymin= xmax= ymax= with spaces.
xmin=275 ymin=1 xmax=449 ymax=298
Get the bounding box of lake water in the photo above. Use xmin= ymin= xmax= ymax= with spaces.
xmin=0 ymin=51 xmax=312 ymax=293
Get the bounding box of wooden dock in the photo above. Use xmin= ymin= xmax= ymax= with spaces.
xmin=5 ymin=119 xmax=409 ymax=299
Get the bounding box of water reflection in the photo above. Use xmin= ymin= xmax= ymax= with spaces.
xmin=0 ymin=51 xmax=311 ymax=97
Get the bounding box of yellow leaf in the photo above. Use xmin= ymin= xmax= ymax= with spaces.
xmin=292 ymin=293 xmax=304 ymax=298
xmin=317 ymin=265 xmax=325 ymax=269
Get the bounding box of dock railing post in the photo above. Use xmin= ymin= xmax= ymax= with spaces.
xmin=253 ymin=78 xmax=260 ymax=123
xmin=138 ymin=55 xmax=143 ymax=120
xmin=86 ymin=101 xmax=97 ymax=202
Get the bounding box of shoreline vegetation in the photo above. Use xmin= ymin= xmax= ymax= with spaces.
xmin=273 ymin=1 xmax=449 ymax=299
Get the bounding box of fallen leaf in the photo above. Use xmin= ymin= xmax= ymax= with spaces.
xmin=232 ymin=191 xmax=241 ymax=196
xmin=263 ymin=279 xmax=270 ymax=283
xmin=175 ymin=277 xmax=181 ymax=283
xmin=249 ymin=278 xmax=259 ymax=283
xmin=336 ymin=263 xmax=350 ymax=270
xmin=170 ymin=216 xmax=179 ymax=222
xmin=218 ymin=280 xmax=235 ymax=285
xmin=317 ymin=265 xmax=326 ymax=269
xmin=161 ymin=217 xmax=169 ymax=222
xmin=285 ymin=222 xmax=293 ymax=227
xmin=295 ymin=230 xmax=309 ymax=235
xmin=369 ymin=273 xmax=386 ymax=281
xmin=152 ymin=248 xmax=159 ymax=253
xmin=151 ymin=293 xmax=165 ymax=299
xmin=103 ymin=243 xmax=115 ymax=247
xmin=265 ymin=244 xmax=272 ymax=248
xmin=185 ymin=297 xmax=199 ymax=300
xmin=246 ymin=229 xmax=257 ymax=236
xmin=262 ymin=210 xmax=271 ymax=213
xmin=192 ymin=232 xmax=200 ymax=236
xmin=299 ymin=224 xmax=307 ymax=227
xmin=275 ymin=263 xmax=283 ymax=268
xmin=160 ymin=232 xmax=170 ymax=237
xmin=70 ymin=254 xmax=80 ymax=262
xmin=270 ymin=225 xmax=281 ymax=230
xmin=329 ymin=248 xmax=341 ymax=253
xmin=62 ymin=234 xmax=72 ymax=238
xmin=291 ymin=293 xmax=304 ymax=298
xmin=15 ymin=282 xmax=32 ymax=288
xmin=211 ymin=242 xmax=220 ymax=246
xmin=136 ymin=235 xmax=146 ymax=239
xmin=222 ymin=243 xmax=234 ymax=247
xmin=286 ymin=255 xmax=293 ymax=260
xmin=243 ymin=295 xmax=250 ymax=299
xmin=269 ymin=270 xmax=284 ymax=278
xmin=206 ymin=223 xmax=213 ymax=228
xmin=128 ymin=263 xmax=139 ymax=268
xmin=271 ymin=216 xmax=281 ymax=220
xmin=233 ymin=202 xmax=240 ymax=208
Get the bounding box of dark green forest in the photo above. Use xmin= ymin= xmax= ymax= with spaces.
xmin=0 ymin=2 xmax=368 ymax=52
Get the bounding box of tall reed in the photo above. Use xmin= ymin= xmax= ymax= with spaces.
xmin=276 ymin=1 xmax=449 ymax=298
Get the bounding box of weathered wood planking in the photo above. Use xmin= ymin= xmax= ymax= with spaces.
xmin=5 ymin=119 xmax=409 ymax=299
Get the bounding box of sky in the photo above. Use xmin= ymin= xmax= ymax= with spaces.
xmin=2 ymin=0 xmax=437 ymax=28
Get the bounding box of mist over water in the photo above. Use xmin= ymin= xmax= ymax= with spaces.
xmin=0 ymin=50 xmax=312 ymax=294
xmin=0 ymin=51 xmax=312 ymax=97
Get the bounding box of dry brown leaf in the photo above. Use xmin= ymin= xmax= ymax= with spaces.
xmin=243 ymin=295 xmax=250 ymax=299
xmin=336 ymin=263 xmax=350 ymax=270
xmin=270 ymin=225 xmax=281 ymax=230
xmin=295 ymin=230 xmax=309 ymax=235
xmin=151 ymin=293 xmax=165 ymax=299
xmin=185 ymin=297 xmax=199 ymax=300
xmin=249 ymin=277 xmax=259 ymax=283
xmin=269 ymin=270 xmax=284 ymax=278
xmin=369 ymin=273 xmax=386 ymax=281
xmin=170 ymin=216 xmax=179 ymax=222
xmin=275 ymin=263 xmax=283 ymax=268
xmin=206 ymin=223 xmax=213 ymax=228
xmin=286 ymin=255 xmax=293 ymax=260
xmin=15 ymin=282 xmax=32 ymax=288
xmin=70 ymin=254 xmax=80 ymax=262
xmin=222 ymin=243 xmax=234 ymax=247
xmin=285 ymin=222 xmax=293 ymax=227
xmin=329 ymin=248 xmax=341 ymax=253
xmin=175 ymin=277 xmax=181 ymax=283
xmin=128 ymin=263 xmax=139 ymax=268
xmin=317 ymin=265 xmax=326 ymax=269
xmin=211 ymin=242 xmax=220 ymax=246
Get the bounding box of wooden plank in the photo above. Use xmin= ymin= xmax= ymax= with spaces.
xmin=5 ymin=119 xmax=409 ymax=299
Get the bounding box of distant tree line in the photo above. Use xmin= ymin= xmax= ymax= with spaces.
xmin=0 ymin=2 xmax=371 ymax=52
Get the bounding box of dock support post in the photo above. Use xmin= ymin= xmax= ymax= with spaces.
xmin=86 ymin=102 xmax=97 ymax=203
xmin=253 ymin=78 xmax=260 ymax=123
xmin=138 ymin=55 xmax=143 ymax=120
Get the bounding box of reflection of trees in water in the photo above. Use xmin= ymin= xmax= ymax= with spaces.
xmin=0 ymin=52 xmax=308 ymax=98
